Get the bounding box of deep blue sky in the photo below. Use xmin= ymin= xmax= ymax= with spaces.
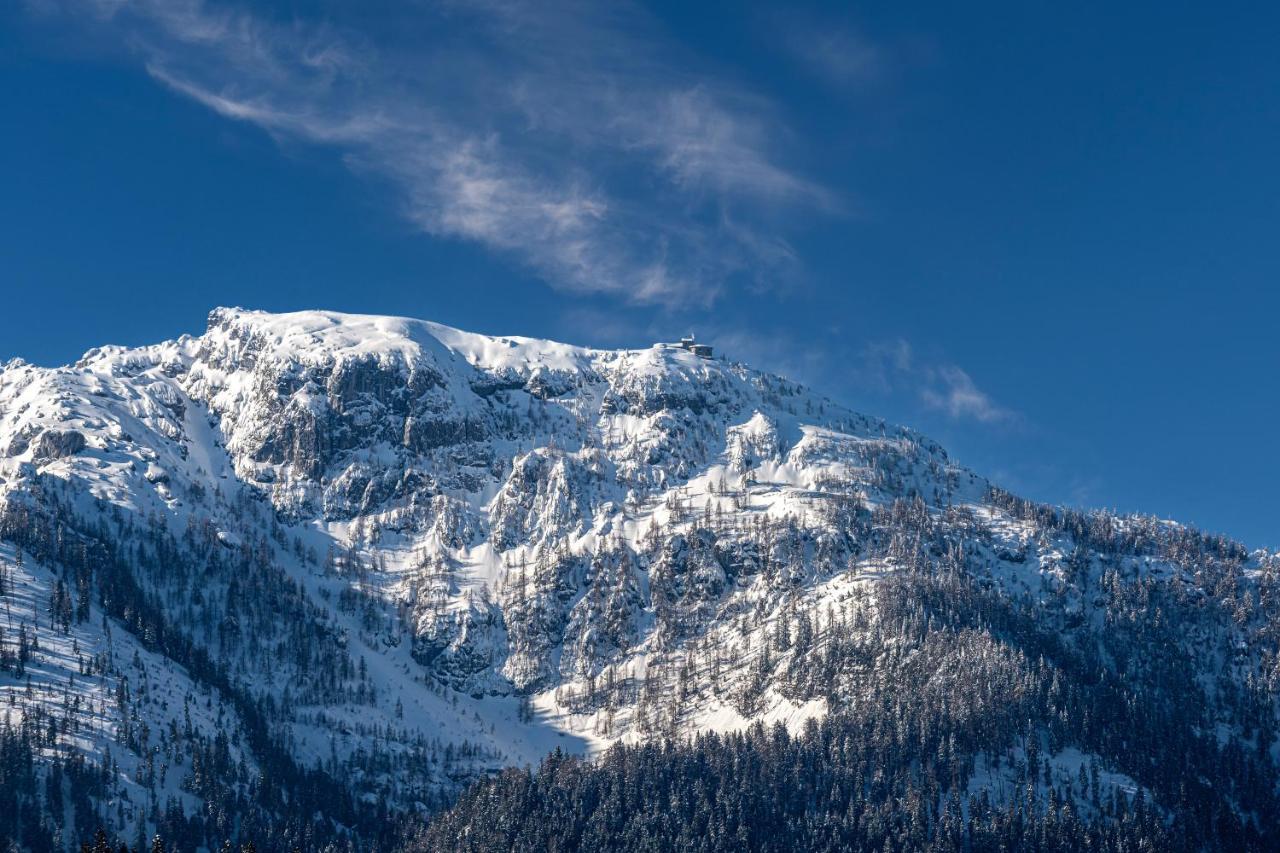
xmin=3 ymin=1 xmax=1278 ymax=546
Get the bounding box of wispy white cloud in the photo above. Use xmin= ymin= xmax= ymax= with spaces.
xmin=855 ymin=338 xmax=914 ymax=393
xmin=637 ymin=88 xmax=835 ymax=205
xmin=919 ymin=364 xmax=1012 ymax=424
xmin=784 ymin=24 xmax=887 ymax=90
xmin=856 ymin=338 xmax=1014 ymax=424
xmin=34 ymin=0 xmax=831 ymax=305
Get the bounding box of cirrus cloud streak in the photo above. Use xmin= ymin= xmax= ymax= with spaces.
xmin=36 ymin=0 xmax=835 ymax=305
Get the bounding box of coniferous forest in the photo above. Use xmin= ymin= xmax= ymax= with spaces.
xmin=0 ymin=310 xmax=1277 ymax=852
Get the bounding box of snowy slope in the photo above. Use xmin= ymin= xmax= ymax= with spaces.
xmin=0 ymin=307 xmax=1277 ymax=849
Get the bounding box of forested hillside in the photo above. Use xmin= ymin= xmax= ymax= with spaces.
xmin=0 ymin=309 xmax=1275 ymax=850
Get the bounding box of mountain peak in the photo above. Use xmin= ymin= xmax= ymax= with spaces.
xmin=2 ymin=307 xmax=1270 ymax=851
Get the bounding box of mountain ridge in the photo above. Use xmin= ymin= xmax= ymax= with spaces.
xmin=0 ymin=307 xmax=1275 ymax=850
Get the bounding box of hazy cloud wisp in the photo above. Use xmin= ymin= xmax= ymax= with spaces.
xmin=859 ymin=339 xmax=1014 ymax=424
xmin=41 ymin=0 xmax=831 ymax=305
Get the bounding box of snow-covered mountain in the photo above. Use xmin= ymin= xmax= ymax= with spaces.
xmin=1 ymin=308 xmax=1276 ymax=850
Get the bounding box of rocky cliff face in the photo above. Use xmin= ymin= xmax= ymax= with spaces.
xmin=102 ymin=308 xmax=956 ymax=703
xmin=1 ymin=308 xmax=1277 ymax=849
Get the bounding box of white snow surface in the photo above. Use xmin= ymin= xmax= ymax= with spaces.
xmin=0 ymin=306 xmax=1263 ymax=842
